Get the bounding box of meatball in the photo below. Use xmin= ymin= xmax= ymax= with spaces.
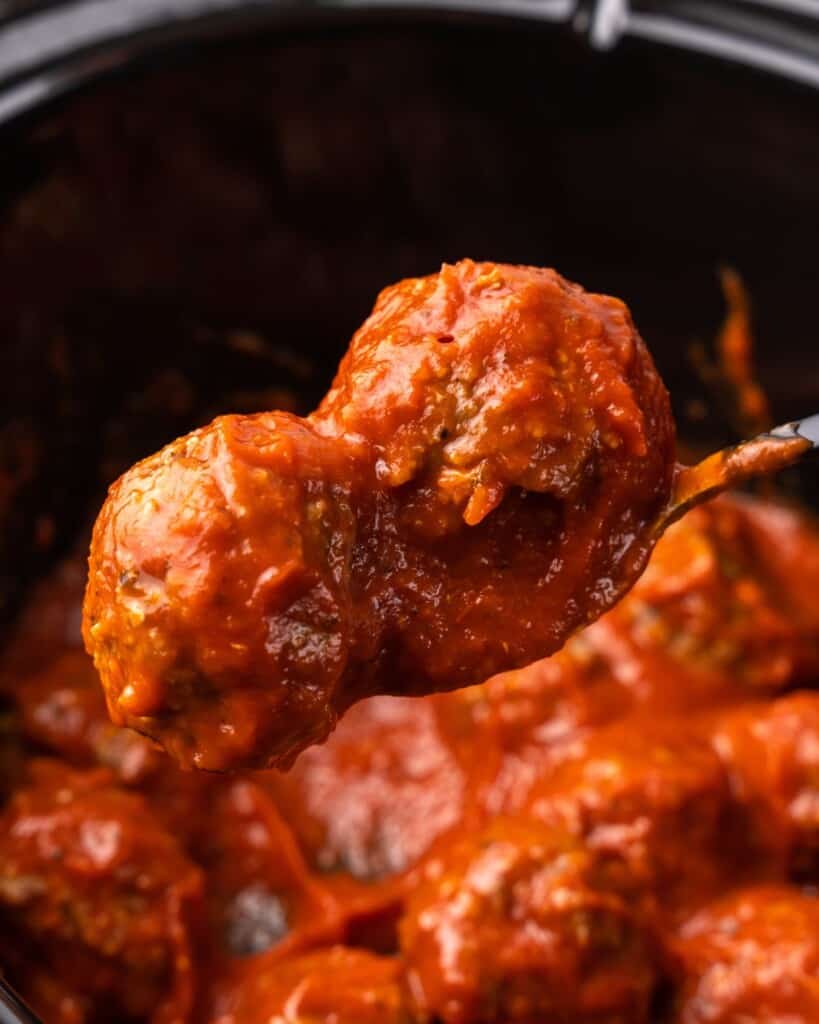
xmin=0 ymin=760 xmax=203 ymax=1024
xmin=8 ymin=646 xmax=218 ymax=852
xmin=710 ymin=692 xmax=819 ymax=876
xmin=569 ymin=494 xmax=819 ymax=714
xmin=83 ymin=260 xmax=675 ymax=770
xmin=212 ymin=946 xmax=409 ymax=1024
xmin=524 ymin=719 xmax=741 ymax=915
xmin=0 ymin=550 xmax=161 ymax=782
xmin=399 ymin=817 xmax=659 ymax=1024
xmin=13 ymin=649 xmax=161 ymax=782
xmin=262 ymin=693 xmax=484 ymax=880
xmin=440 ymin=494 xmax=819 ymax=821
xmin=672 ymin=886 xmax=819 ymax=1023
xmin=467 ymin=646 xmax=634 ymax=819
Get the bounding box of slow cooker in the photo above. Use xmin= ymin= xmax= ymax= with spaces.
xmin=1 ymin=2 xmax=818 ymax=1021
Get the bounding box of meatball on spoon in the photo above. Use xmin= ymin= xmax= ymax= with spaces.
xmin=82 ymin=261 xmax=816 ymax=771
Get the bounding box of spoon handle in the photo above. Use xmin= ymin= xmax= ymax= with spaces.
xmin=767 ymin=413 xmax=819 ymax=448
xmin=660 ymin=413 xmax=819 ymax=531
xmin=0 ymin=977 xmax=43 ymax=1024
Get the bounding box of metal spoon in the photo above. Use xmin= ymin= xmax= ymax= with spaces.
xmin=0 ymin=977 xmax=43 ymax=1024
xmin=658 ymin=413 xmax=819 ymax=532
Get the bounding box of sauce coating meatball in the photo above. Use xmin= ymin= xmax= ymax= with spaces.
xmin=399 ymin=817 xmax=659 ymax=1024
xmin=212 ymin=946 xmax=410 ymax=1024
xmin=262 ymin=693 xmax=483 ymax=880
xmin=671 ymin=886 xmax=819 ymax=1023
xmin=581 ymin=495 xmax=819 ymax=709
xmin=0 ymin=760 xmax=203 ymax=1024
xmin=83 ymin=261 xmax=675 ymax=770
xmin=711 ymin=692 xmax=819 ymax=876
xmin=524 ymin=719 xmax=741 ymax=916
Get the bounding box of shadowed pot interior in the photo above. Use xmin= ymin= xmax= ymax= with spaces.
xmin=0 ymin=9 xmax=818 ymax=628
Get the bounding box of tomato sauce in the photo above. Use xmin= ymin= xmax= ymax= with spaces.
xmin=5 ymin=489 xmax=819 ymax=1023
xmin=83 ymin=261 xmax=676 ymax=771
xmin=3 ymin=263 xmax=819 ymax=1023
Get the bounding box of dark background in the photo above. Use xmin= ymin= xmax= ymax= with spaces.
xmin=1 ymin=20 xmax=818 ymax=626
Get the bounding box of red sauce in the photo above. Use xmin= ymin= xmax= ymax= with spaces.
xmin=83 ymin=260 xmax=675 ymax=770
xmin=672 ymin=886 xmax=819 ymax=1023
xmin=214 ymin=946 xmax=409 ymax=1024
xmin=3 ymin=263 xmax=819 ymax=1023
xmin=0 ymin=760 xmax=203 ymax=1024
xmin=3 ymin=490 xmax=819 ymax=1023
xmin=400 ymin=817 xmax=659 ymax=1024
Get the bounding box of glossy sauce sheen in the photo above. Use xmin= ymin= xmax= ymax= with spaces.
xmin=83 ymin=261 xmax=676 ymax=770
xmin=5 ymin=491 xmax=819 ymax=1024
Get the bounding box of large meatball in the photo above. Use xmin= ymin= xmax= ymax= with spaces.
xmin=524 ymin=719 xmax=741 ymax=916
xmin=399 ymin=818 xmax=659 ymax=1024
xmin=578 ymin=495 xmax=819 ymax=711
xmin=262 ymin=693 xmax=485 ymax=881
xmin=83 ymin=260 xmax=675 ymax=770
xmin=0 ymin=760 xmax=203 ymax=1024
xmin=211 ymin=946 xmax=410 ymax=1024
xmin=710 ymin=692 xmax=819 ymax=876
xmin=671 ymin=886 xmax=819 ymax=1023
xmin=461 ymin=646 xmax=633 ymax=820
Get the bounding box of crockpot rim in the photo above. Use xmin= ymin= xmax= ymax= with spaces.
xmin=1 ymin=0 xmax=819 ymax=129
